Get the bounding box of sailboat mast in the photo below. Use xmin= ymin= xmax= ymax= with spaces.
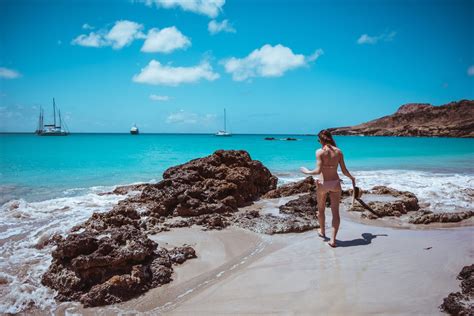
xmin=53 ymin=98 xmax=56 ymax=127
xmin=224 ymin=108 xmax=226 ymax=132
xmin=37 ymin=107 xmax=41 ymax=131
xmin=58 ymin=109 xmax=62 ymax=128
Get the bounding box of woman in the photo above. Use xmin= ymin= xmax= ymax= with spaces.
xmin=300 ymin=130 xmax=356 ymax=248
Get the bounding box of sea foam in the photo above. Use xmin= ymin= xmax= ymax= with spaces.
xmin=277 ymin=169 xmax=474 ymax=212
xmin=0 ymin=190 xmax=128 ymax=314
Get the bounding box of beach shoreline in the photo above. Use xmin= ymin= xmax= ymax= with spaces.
xmin=52 ymin=196 xmax=473 ymax=315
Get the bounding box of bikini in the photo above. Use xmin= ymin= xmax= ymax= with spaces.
xmin=316 ymin=165 xmax=342 ymax=192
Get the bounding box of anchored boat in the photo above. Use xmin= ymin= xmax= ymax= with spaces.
xmin=215 ymin=108 xmax=232 ymax=136
xmin=36 ymin=98 xmax=69 ymax=136
xmin=130 ymin=124 xmax=139 ymax=135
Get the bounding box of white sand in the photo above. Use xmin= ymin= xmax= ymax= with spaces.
xmin=57 ymin=200 xmax=473 ymax=315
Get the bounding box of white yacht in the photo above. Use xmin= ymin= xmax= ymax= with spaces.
xmin=36 ymin=98 xmax=69 ymax=136
xmin=130 ymin=124 xmax=139 ymax=135
xmin=215 ymin=108 xmax=232 ymax=136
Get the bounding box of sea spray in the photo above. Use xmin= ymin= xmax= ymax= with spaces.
xmin=0 ymin=190 xmax=130 ymax=314
xmin=275 ymin=170 xmax=474 ymax=212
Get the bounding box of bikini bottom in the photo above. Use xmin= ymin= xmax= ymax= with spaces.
xmin=316 ymin=179 xmax=342 ymax=193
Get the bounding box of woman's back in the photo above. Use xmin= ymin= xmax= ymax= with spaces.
xmin=319 ymin=145 xmax=341 ymax=181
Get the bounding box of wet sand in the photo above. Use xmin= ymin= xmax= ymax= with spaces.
xmin=57 ymin=198 xmax=473 ymax=315
xmin=164 ymin=224 xmax=472 ymax=315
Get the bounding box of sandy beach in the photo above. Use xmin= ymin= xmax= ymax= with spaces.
xmin=55 ymin=196 xmax=473 ymax=316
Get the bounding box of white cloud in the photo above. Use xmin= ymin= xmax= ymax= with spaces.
xmin=222 ymin=44 xmax=323 ymax=81
xmin=150 ymin=94 xmax=171 ymax=101
xmin=0 ymin=67 xmax=21 ymax=79
xmin=104 ymin=20 xmax=145 ymax=49
xmin=141 ymin=27 xmax=191 ymax=53
xmin=133 ymin=60 xmax=219 ymax=86
xmin=72 ymin=32 xmax=106 ymax=47
xmin=166 ymin=110 xmax=216 ymax=124
xmin=357 ymin=31 xmax=396 ymax=45
xmin=82 ymin=23 xmax=94 ymax=30
xmin=208 ymin=19 xmax=235 ymax=35
xmin=468 ymin=65 xmax=474 ymax=76
xmin=140 ymin=0 xmax=225 ymax=18
xmin=72 ymin=20 xmax=145 ymax=49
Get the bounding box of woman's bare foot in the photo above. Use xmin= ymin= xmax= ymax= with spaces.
xmin=328 ymin=240 xmax=337 ymax=248
xmin=317 ymin=228 xmax=328 ymax=240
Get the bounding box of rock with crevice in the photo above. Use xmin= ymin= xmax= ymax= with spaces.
xmin=409 ymin=210 xmax=474 ymax=224
xmin=234 ymin=194 xmax=319 ymax=234
xmin=41 ymin=225 xmax=196 ymax=307
xmin=263 ymin=176 xmax=316 ymax=199
xmin=134 ymin=150 xmax=277 ymax=217
xmin=440 ymin=264 xmax=474 ymax=315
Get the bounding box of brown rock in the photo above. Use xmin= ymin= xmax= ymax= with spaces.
xmin=458 ymin=264 xmax=474 ymax=297
xmin=42 ymin=150 xmax=277 ymax=307
xmin=136 ymin=150 xmax=277 ymax=217
xmin=348 ymin=186 xmax=419 ymax=218
xmin=279 ymin=194 xmax=317 ymax=216
xmin=234 ymin=194 xmax=319 ymax=234
xmin=41 ymin=225 xmax=195 ymax=307
xmin=263 ymin=176 xmax=316 ymax=199
xmin=409 ymin=210 xmax=474 ymax=224
xmin=440 ymin=264 xmax=474 ymax=315
xmin=72 ymin=205 xmax=142 ymax=232
xmin=440 ymin=292 xmax=471 ymax=315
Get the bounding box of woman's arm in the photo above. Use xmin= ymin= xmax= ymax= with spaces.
xmin=339 ymin=151 xmax=356 ymax=186
xmin=300 ymin=150 xmax=322 ymax=175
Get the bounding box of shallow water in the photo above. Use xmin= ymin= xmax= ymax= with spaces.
xmin=0 ymin=133 xmax=473 ymax=313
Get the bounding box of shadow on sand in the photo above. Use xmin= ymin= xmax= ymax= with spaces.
xmin=336 ymin=233 xmax=388 ymax=247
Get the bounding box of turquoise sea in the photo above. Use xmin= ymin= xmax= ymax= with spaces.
xmin=1 ymin=133 xmax=473 ymax=203
xmin=0 ymin=133 xmax=473 ymax=313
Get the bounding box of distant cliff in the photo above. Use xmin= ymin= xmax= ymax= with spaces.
xmin=328 ymin=100 xmax=474 ymax=138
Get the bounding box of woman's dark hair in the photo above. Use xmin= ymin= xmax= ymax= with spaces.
xmin=318 ymin=129 xmax=337 ymax=147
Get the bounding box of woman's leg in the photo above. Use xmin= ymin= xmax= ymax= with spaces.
xmin=316 ymin=188 xmax=327 ymax=237
xmin=328 ymin=189 xmax=342 ymax=246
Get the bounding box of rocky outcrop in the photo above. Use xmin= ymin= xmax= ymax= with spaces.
xmin=41 ymin=225 xmax=196 ymax=307
xmin=440 ymin=264 xmax=474 ymax=315
xmin=43 ymin=150 xmax=277 ymax=307
xmin=134 ymin=150 xmax=277 ymax=217
xmin=328 ymin=100 xmax=474 ymax=138
xmin=279 ymin=194 xmax=317 ymax=217
xmin=348 ymin=186 xmax=419 ymax=218
xmin=409 ymin=210 xmax=474 ymax=224
xmin=234 ymin=194 xmax=319 ymax=234
xmin=263 ymin=176 xmax=316 ymax=199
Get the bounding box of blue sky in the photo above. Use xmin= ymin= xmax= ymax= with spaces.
xmin=0 ymin=0 xmax=473 ymax=133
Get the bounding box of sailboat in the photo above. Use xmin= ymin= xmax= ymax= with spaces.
xmin=215 ymin=108 xmax=232 ymax=136
xmin=36 ymin=98 xmax=69 ymax=136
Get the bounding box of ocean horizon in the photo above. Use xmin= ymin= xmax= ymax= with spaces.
xmin=1 ymin=133 xmax=473 ymax=204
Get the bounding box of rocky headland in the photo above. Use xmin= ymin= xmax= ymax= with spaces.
xmin=328 ymin=99 xmax=474 ymax=137
xmin=42 ymin=150 xmax=474 ymax=308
